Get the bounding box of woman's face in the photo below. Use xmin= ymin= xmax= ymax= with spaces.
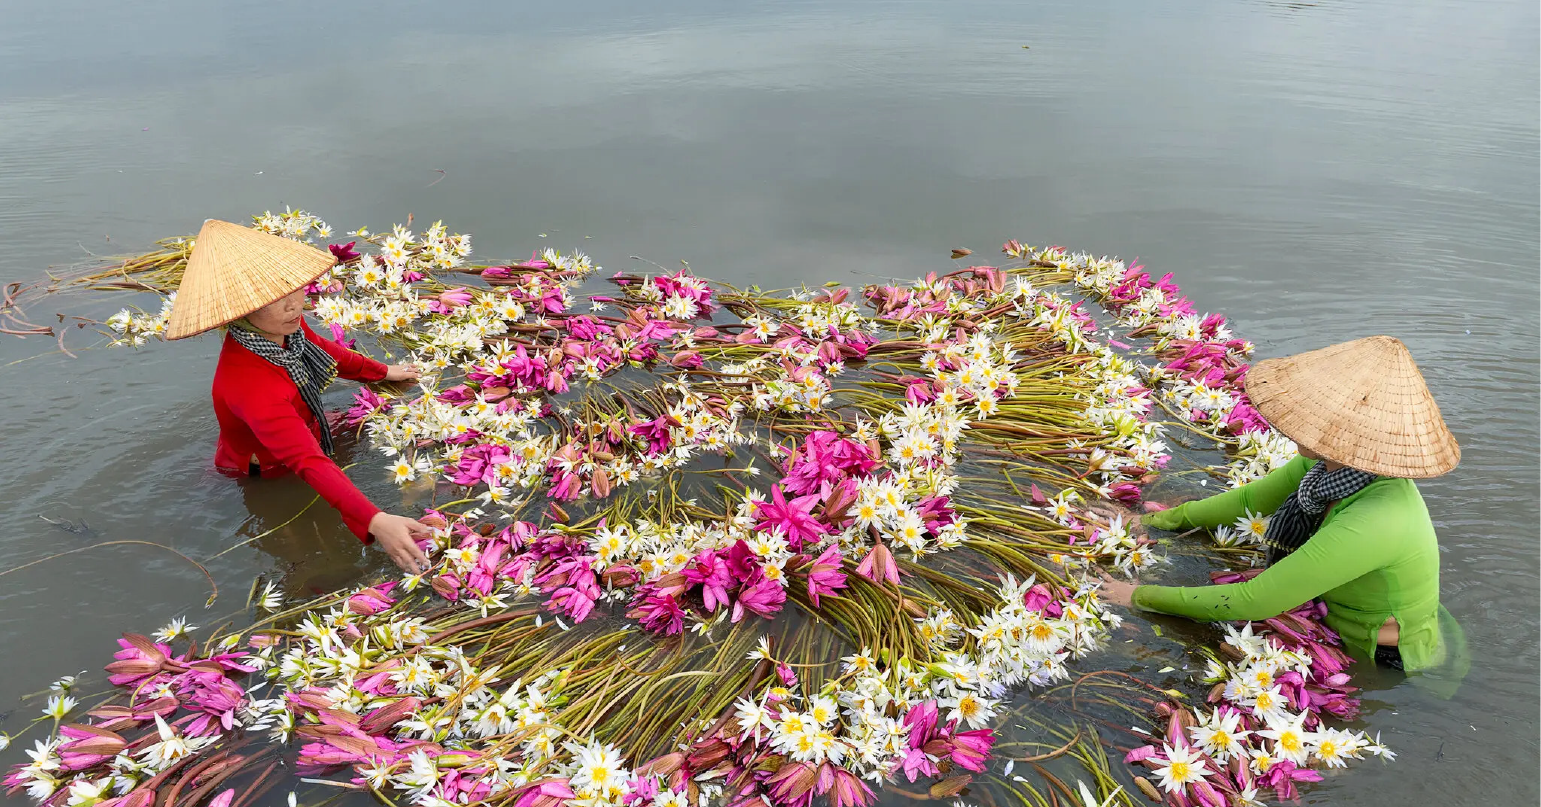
xmin=245 ymin=288 xmax=307 ymax=337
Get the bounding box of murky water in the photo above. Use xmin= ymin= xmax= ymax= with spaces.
xmin=1 ymin=0 xmax=1536 ymax=802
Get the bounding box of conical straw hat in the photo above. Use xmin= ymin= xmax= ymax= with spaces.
xmin=1243 ymin=336 xmax=1459 ymax=478
xmin=165 ymin=219 xmax=336 ymax=340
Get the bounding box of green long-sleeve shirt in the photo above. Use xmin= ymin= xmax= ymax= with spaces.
xmin=1133 ymin=455 xmax=1459 ymax=672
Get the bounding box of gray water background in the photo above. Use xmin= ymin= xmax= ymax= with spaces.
xmin=0 ymin=0 xmax=1536 ymax=803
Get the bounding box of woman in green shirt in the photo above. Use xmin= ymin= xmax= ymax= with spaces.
xmin=1099 ymin=336 xmax=1465 ymax=674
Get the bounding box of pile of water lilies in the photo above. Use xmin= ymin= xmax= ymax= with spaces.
xmin=4 ymin=211 xmax=1391 ymax=807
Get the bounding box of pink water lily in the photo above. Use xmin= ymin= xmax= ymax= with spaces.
xmin=513 ymin=779 xmax=576 ymax=807
xmin=328 ymin=241 xmax=361 ymax=263
xmin=428 ymin=286 xmax=474 ymax=314
xmin=754 ymin=485 xmax=828 ymax=550
xmin=628 ymin=592 xmax=685 ymax=635
xmin=855 ymin=541 xmax=900 ymax=586
xmin=327 ymin=321 xmax=357 ymax=349
xmin=948 ymin=727 xmax=995 ymax=772
xmin=347 ymin=582 xmax=397 ymax=615
xmin=681 ymin=550 xmax=734 ymax=612
xmin=345 ymin=386 xmax=386 ymax=426
xmin=104 ymin=634 xmax=174 ymax=687
xmin=803 ymin=545 xmax=848 ymax=606
xmin=766 ymin=761 xmax=817 ymax=807
xmin=903 ymin=700 xmax=940 ymax=749
xmin=731 ymin=576 xmax=786 ymax=622
xmin=825 ymin=764 xmax=875 ymax=807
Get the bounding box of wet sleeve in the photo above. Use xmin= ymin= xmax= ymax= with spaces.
xmin=1132 ymin=499 xmax=1390 ymax=621
xmin=228 ymin=388 xmax=380 ymax=543
xmin=1156 ymin=455 xmax=1312 ymax=529
xmin=306 ymin=320 xmax=388 ymax=382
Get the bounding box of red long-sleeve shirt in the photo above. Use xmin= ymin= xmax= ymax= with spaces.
xmin=212 ymin=318 xmax=388 ymax=542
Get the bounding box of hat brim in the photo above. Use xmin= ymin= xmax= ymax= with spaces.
xmin=165 ymin=219 xmax=339 ymax=340
xmin=1242 ymin=337 xmax=1460 ymax=478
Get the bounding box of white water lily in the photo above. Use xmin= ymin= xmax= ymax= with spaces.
xmin=1151 ymin=744 xmax=1212 ymax=794
xmin=152 ymin=616 xmax=195 ymax=643
xmin=42 ymin=695 xmax=75 ymax=721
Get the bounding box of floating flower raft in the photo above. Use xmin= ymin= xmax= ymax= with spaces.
xmin=4 ymin=211 xmax=1392 ymax=807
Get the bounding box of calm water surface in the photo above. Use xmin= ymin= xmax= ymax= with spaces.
xmin=1 ymin=1 xmax=1536 ymax=803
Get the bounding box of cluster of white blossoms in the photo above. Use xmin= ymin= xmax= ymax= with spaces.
xmin=1035 ymin=246 xmax=1318 ymax=534
xmin=1190 ymin=624 xmax=1393 ymax=776
xmin=1031 ymin=487 xmax=1157 ymax=574
xmin=733 ymin=574 xmax=1115 ymax=784
xmin=311 ymin=223 xmax=484 ymax=350
xmin=1080 ymin=349 xmax=1168 ymax=479
xmin=847 ymin=476 xmax=967 ymax=561
xmin=735 ymin=297 xmax=878 ymax=414
xmin=307 ymin=224 xmax=598 ymax=383
xmin=14 ymin=715 xmax=218 ymax=803
xmin=372 ymin=381 xmax=753 ymax=506
xmin=248 ymin=601 xmax=604 ymax=803
xmin=1206 ymin=508 xmax=1273 ymax=549
xmin=744 ymin=359 xmax=835 ymax=412
xmin=252 ymin=207 xmax=334 ymax=243
xmin=953 ymin=575 xmax=1115 ymax=690
xmin=1155 ymin=373 xmax=1300 ymax=488
xmin=869 ymin=274 xmax=1169 ymax=504
xmin=105 ymin=292 xmax=175 ymax=346
xmin=1223 ymin=430 xmax=1300 ymax=486
xmin=1009 ymin=282 xmax=1171 ymax=485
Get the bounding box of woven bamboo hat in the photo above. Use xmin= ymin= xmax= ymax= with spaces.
xmin=165 ymin=219 xmax=336 ymax=340
xmin=1244 ymin=336 xmax=1460 ymax=478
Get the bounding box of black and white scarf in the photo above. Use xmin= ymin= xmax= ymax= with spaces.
xmin=1264 ymin=461 xmax=1379 ymax=564
xmin=230 ymin=323 xmax=339 ymax=455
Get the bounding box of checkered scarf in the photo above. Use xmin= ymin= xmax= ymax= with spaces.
xmin=1264 ymin=460 xmax=1379 ymax=564
xmin=229 ymin=322 xmax=339 ymax=455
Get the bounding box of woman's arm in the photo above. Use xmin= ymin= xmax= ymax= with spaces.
xmin=228 ymin=387 xmax=381 ymax=542
xmin=303 ymin=320 xmax=388 ymax=383
xmin=1132 ymin=500 xmax=1389 ymax=621
xmin=1154 ymin=455 xmax=1313 ymax=530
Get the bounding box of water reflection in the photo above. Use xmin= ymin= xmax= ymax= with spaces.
xmin=235 ymin=472 xmax=373 ymax=598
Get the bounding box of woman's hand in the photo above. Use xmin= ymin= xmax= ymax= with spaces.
xmin=1085 ymin=502 xmax=1142 ymax=532
xmin=1142 ymin=507 xmax=1184 ymax=531
xmin=1096 ymin=569 xmax=1140 ymax=608
xmin=384 ymin=363 xmax=421 ymax=383
xmin=369 ymin=512 xmax=433 ymax=575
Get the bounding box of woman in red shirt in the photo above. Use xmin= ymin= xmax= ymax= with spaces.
xmin=167 ymin=219 xmax=431 ymax=574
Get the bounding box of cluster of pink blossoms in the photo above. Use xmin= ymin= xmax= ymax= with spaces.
xmin=3 ymin=634 xmax=258 ymax=804
xmin=410 ymin=426 xmax=957 ymax=638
